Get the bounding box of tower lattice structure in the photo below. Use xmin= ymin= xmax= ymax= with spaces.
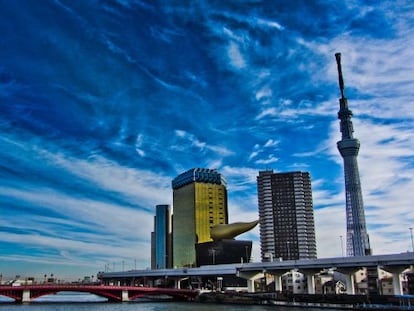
xmin=335 ymin=53 xmax=371 ymax=257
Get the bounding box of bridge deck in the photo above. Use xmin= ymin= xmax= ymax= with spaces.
xmin=0 ymin=285 xmax=199 ymax=303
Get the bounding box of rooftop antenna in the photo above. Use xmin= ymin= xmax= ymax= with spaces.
xmin=335 ymin=52 xmax=346 ymax=100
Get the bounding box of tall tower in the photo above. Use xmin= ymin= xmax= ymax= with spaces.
xmin=172 ymin=168 xmax=228 ymax=267
xmin=257 ymin=170 xmax=317 ymax=261
xmin=335 ymin=53 xmax=371 ymax=256
xmin=151 ymin=204 xmax=172 ymax=269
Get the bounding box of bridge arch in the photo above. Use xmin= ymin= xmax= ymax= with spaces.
xmin=0 ymin=287 xmax=118 ymax=302
xmin=0 ymin=285 xmax=198 ymax=303
xmin=29 ymin=288 xmax=117 ymax=302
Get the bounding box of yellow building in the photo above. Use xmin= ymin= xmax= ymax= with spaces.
xmin=172 ymin=168 xmax=228 ymax=267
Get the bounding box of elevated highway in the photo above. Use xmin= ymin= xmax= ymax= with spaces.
xmin=98 ymin=252 xmax=414 ymax=295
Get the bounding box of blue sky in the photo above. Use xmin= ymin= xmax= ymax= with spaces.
xmin=1 ymin=0 xmax=414 ymax=281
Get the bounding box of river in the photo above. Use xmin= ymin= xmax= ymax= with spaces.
xmin=0 ymin=292 xmax=340 ymax=311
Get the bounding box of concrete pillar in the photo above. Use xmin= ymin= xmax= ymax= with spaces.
xmin=267 ymin=270 xmax=289 ymax=292
xmin=247 ymin=279 xmax=255 ymax=293
xmin=121 ymin=290 xmax=129 ymax=302
xmin=336 ymin=268 xmax=359 ymax=295
xmin=307 ymin=274 xmax=315 ymax=294
xmin=274 ymin=274 xmax=282 ymax=292
xmin=22 ymin=289 xmax=31 ymax=303
xmin=344 ymin=273 xmax=355 ymax=295
xmin=238 ymin=271 xmax=264 ymax=293
xmin=392 ymin=272 xmax=403 ymax=295
xmin=382 ymin=266 xmax=408 ymax=296
xmin=217 ymin=277 xmax=223 ymax=291
xmin=299 ymin=269 xmax=320 ymax=294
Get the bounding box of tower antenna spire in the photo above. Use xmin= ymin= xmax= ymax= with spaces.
xmin=335 ymin=52 xmax=346 ymax=100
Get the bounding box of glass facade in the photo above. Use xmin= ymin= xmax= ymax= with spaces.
xmin=153 ymin=204 xmax=171 ymax=269
xmin=172 ymin=183 xmax=197 ymax=268
xmin=172 ymin=168 xmax=228 ymax=267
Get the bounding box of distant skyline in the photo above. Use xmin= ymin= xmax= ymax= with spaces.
xmin=1 ymin=1 xmax=414 ymax=280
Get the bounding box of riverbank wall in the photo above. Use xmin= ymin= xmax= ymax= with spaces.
xmin=196 ymin=291 xmax=414 ymax=310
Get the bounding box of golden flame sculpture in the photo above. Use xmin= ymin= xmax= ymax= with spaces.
xmin=210 ymin=219 xmax=259 ymax=241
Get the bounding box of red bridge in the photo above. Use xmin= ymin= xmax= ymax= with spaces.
xmin=0 ymin=285 xmax=199 ymax=303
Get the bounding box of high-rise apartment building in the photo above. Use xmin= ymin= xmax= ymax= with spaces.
xmin=151 ymin=204 xmax=172 ymax=269
xmin=335 ymin=53 xmax=371 ymax=256
xmin=257 ymin=170 xmax=317 ymax=261
xmin=172 ymin=168 xmax=228 ymax=267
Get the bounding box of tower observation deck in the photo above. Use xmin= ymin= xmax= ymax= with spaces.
xmin=335 ymin=53 xmax=371 ymax=257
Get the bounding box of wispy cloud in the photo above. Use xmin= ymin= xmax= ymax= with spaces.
xmin=255 ymin=155 xmax=278 ymax=165
xmin=1 ymin=0 xmax=413 ymax=279
xmin=0 ymin=130 xmax=173 ymax=276
xmin=174 ymin=129 xmax=233 ymax=157
xmin=227 ymin=42 xmax=246 ymax=69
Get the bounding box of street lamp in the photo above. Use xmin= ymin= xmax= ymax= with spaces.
xmin=340 ymin=235 xmax=344 ymax=257
xmin=409 ymin=227 xmax=414 ymax=253
xmin=245 ymin=246 xmax=249 ymax=263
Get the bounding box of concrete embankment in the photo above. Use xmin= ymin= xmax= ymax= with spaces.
xmin=195 ymin=291 xmax=414 ymax=310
